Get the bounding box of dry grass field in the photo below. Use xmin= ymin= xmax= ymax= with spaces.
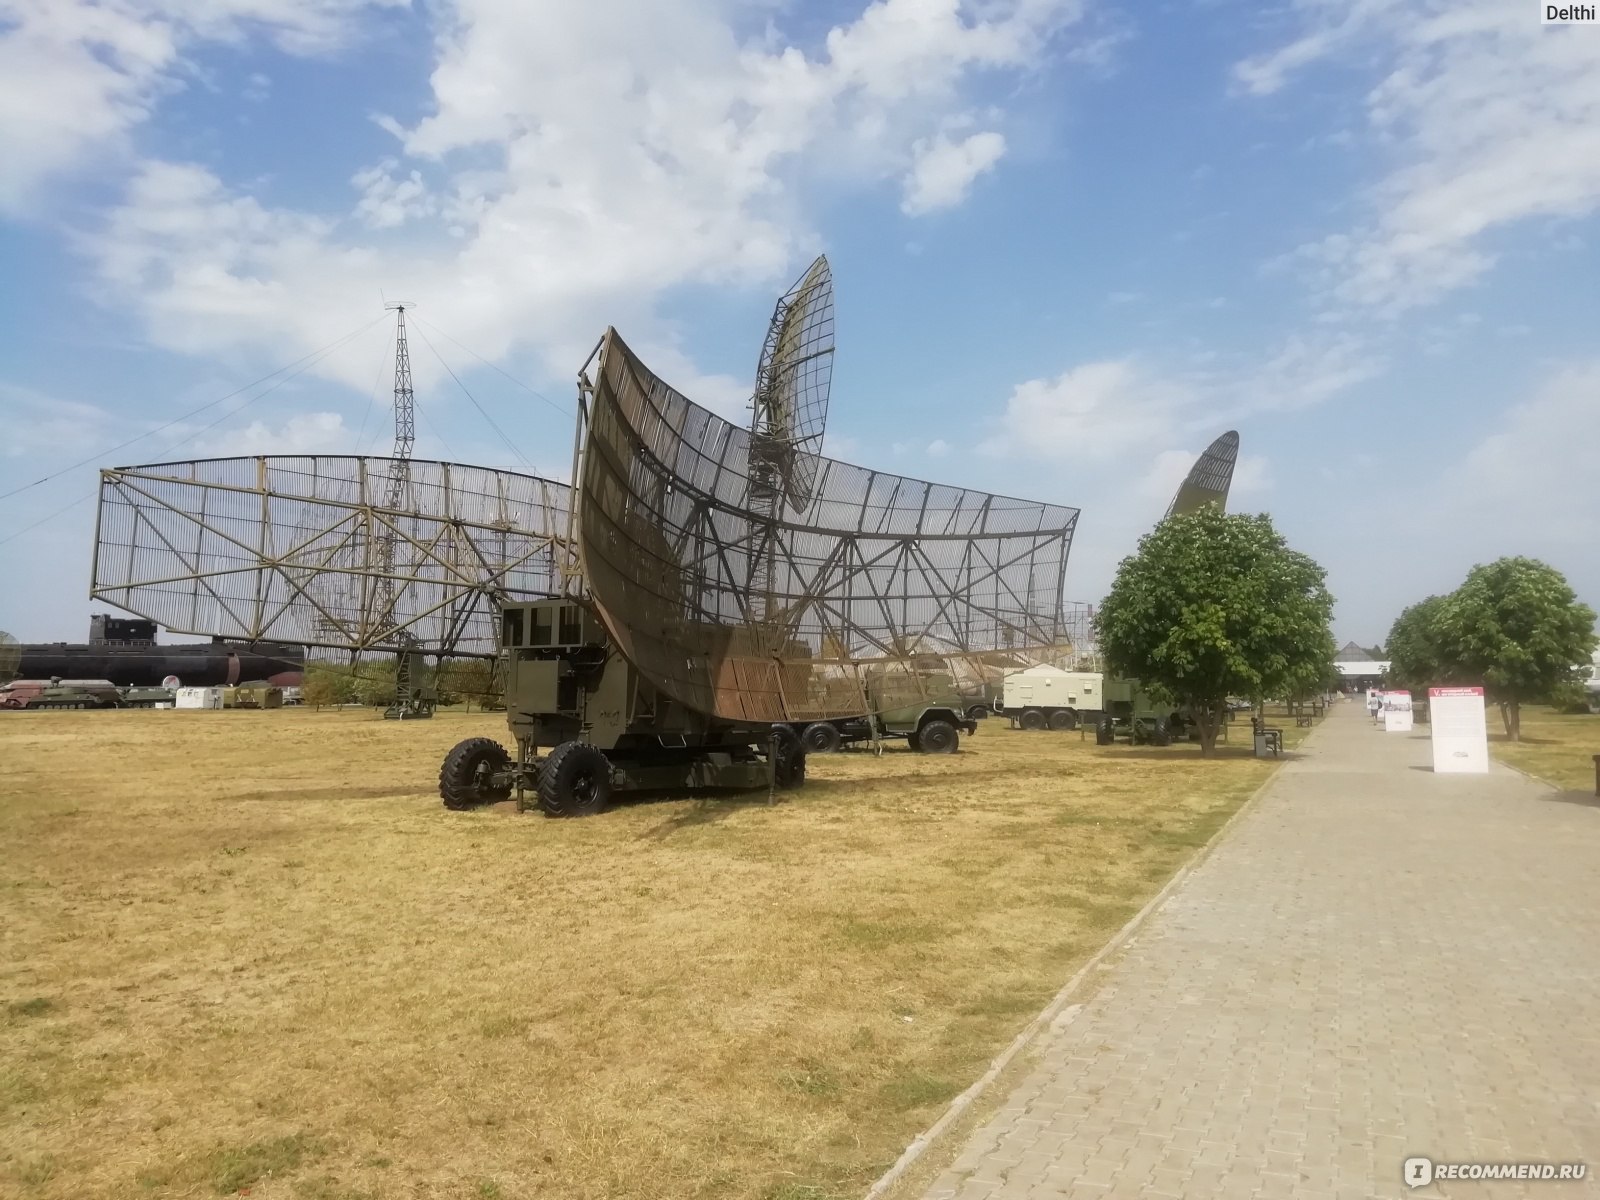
xmin=2 ymin=708 xmax=1299 ymax=1200
xmin=1491 ymin=706 xmax=1600 ymax=792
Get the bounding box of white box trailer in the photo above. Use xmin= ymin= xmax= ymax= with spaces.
xmin=1000 ymin=665 xmax=1104 ymax=730
xmin=175 ymin=687 xmax=224 ymax=710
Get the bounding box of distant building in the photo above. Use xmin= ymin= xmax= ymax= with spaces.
xmin=1333 ymin=641 xmax=1390 ymax=691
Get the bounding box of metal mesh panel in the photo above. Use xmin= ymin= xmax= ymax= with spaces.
xmin=1164 ymin=430 xmax=1240 ymax=519
xmin=92 ymin=456 xmax=570 ymax=654
xmin=578 ymin=329 xmax=1079 ymax=723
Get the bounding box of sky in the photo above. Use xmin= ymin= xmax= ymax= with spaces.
xmin=1 ymin=0 xmax=1597 ymax=647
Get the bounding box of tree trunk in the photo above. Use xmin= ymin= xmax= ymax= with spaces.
xmin=1508 ymin=700 xmax=1521 ymax=742
xmin=1196 ymin=705 xmax=1219 ymax=758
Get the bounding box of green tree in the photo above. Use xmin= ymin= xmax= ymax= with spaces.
xmin=1093 ymin=507 xmax=1336 ymax=757
xmin=1382 ymin=595 xmax=1462 ymax=695
xmin=1438 ymin=557 xmax=1597 ymax=741
xmin=300 ymin=662 xmax=351 ymax=710
xmin=353 ymin=658 xmax=399 ymax=707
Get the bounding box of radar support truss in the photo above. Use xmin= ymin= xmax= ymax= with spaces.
xmin=92 ymin=456 xmax=571 ymax=656
xmin=574 ymin=328 xmax=1079 ymax=724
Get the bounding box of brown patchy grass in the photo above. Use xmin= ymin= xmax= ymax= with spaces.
xmin=0 ymin=708 xmax=1292 ymax=1200
xmin=1491 ymin=706 xmax=1600 ymax=792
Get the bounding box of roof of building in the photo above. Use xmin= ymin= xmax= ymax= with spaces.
xmin=1335 ymin=641 xmax=1382 ymax=663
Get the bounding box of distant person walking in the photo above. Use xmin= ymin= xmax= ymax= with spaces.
xmin=1367 ymin=691 xmax=1383 ymax=724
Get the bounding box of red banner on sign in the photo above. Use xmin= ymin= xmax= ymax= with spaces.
xmin=1429 ymin=686 xmax=1485 ymax=698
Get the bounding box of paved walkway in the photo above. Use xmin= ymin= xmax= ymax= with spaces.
xmin=918 ymin=702 xmax=1600 ymax=1200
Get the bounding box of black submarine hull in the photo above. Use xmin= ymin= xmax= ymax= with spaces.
xmin=17 ymin=642 xmax=304 ymax=688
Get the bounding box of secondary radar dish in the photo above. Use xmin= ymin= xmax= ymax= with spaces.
xmin=1164 ymin=430 xmax=1240 ymax=519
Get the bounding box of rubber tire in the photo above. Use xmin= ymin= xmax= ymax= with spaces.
xmin=916 ymin=719 xmax=960 ymax=754
xmin=537 ymin=741 xmax=612 ymax=817
xmin=1048 ymin=709 xmax=1078 ymax=732
xmin=771 ymin=726 xmax=807 ymax=790
xmin=800 ymin=722 xmax=842 ymax=754
xmin=966 ymin=705 xmax=990 ymax=722
xmin=1095 ymin=717 xmax=1114 ymax=746
xmin=439 ymin=737 xmax=513 ymax=810
xmin=1019 ymin=708 xmax=1047 ymax=731
xmin=1149 ymin=719 xmax=1172 ymax=748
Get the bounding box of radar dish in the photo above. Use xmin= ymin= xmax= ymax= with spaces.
xmin=91 ymin=456 xmax=571 ymax=656
xmin=575 ymin=328 xmax=1079 ymax=724
xmin=751 ymin=255 xmax=834 ymax=514
xmin=1164 ymin=430 xmax=1239 ymax=519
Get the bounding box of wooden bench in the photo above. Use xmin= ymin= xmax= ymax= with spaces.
xmin=1251 ymin=718 xmax=1284 ymax=757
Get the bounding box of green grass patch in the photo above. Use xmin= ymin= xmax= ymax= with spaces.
xmin=208 ymin=1133 xmax=326 ymax=1194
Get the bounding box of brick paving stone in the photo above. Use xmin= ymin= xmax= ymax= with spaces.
xmin=914 ymin=703 xmax=1600 ymax=1200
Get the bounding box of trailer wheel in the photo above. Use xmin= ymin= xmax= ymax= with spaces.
xmin=439 ymin=737 xmax=513 ymax=810
xmin=1019 ymin=708 xmax=1047 ymax=731
xmin=1149 ymin=719 xmax=1172 ymax=748
xmin=537 ymin=741 xmax=612 ymax=817
xmin=771 ymin=726 xmax=807 ymax=790
xmin=1095 ymin=717 xmax=1114 ymax=746
xmin=801 ymin=722 xmax=842 ymax=754
xmin=1048 ymin=709 xmax=1078 ymax=732
xmin=916 ymin=719 xmax=960 ymax=754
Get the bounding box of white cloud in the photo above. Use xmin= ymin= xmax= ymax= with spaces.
xmin=926 ymin=438 xmax=951 ymax=457
xmin=0 ymin=0 xmax=399 ymax=214
xmin=901 ymin=130 xmax=1006 ymax=215
xmin=65 ymin=0 xmax=1087 ymax=396
xmin=1240 ymin=1 xmax=1600 ymax=314
xmin=0 ymin=382 xmax=111 ymax=459
xmin=192 ymin=410 xmax=353 ymax=456
xmin=352 ymin=161 xmax=436 ymax=229
xmin=983 ymin=359 xmax=1196 ymax=461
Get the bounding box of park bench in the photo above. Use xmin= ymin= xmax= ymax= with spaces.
xmin=1251 ymin=717 xmax=1283 ymax=757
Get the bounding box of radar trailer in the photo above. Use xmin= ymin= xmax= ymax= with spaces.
xmin=438 ymin=599 xmax=806 ymax=816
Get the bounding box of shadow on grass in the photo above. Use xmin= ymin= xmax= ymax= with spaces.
xmin=1106 ymin=747 xmax=1305 ymax=763
xmin=1487 ymin=734 xmax=1558 ymax=745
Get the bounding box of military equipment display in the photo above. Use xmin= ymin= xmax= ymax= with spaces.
xmin=0 ymin=679 xmax=124 ymax=710
xmin=438 ymin=257 xmax=1080 ymax=816
xmin=998 ymin=664 xmax=1105 ymax=730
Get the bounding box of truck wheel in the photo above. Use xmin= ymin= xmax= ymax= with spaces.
xmin=537 ymin=741 xmax=612 ymax=817
xmin=965 ymin=705 xmax=989 ymax=722
xmin=1149 ymin=719 xmax=1172 ymax=748
xmin=1095 ymin=717 xmax=1114 ymax=746
xmin=771 ymin=726 xmax=807 ymax=790
xmin=1019 ymin=708 xmax=1047 ymax=731
xmin=1048 ymin=709 xmax=1078 ymax=732
xmin=801 ymin=722 xmax=842 ymax=754
xmin=439 ymin=737 xmax=513 ymax=810
xmin=916 ymin=719 xmax=960 ymax=754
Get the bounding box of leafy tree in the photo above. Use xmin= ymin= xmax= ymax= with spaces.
xmin=1383 ymin=595 xmax=1463 ymax=695
xmin=300 ymin=662 xmax=352 ymax=710
xmin=1094 ymin=507 xmax=1336 ymax=757
xmin=439 ymin=658 xmax=499 ymax=711
xmin=1438 ymin=557 xmax=1597 ymax=740
xmin=353 ymin=658 xmax=399 ymax=707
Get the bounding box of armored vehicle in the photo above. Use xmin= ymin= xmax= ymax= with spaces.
xmin=438 ymin=599 xmax=806 ymax=816
xmin=0 ymin=678 xmax=122 ymax=710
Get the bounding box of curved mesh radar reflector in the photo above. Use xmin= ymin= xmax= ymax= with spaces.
xmin=92 ymin=456 xmax=570 ymax=654
xmin=1164 ymin=430 xmax=1240 ymax=519
xmin=578 ymin=329 xmax=1079 ymax=723
xmin=751 ymin=255 xmax=834 ymax=513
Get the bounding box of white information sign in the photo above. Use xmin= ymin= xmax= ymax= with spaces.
xmin=1382 ymin=690 xmax=1413 ymax=733
xmin=1429 ymin=686 xmax=1489 ymax=774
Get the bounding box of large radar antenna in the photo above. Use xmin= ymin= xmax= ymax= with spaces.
xmin=748 ymin=255 xmax=834 ymax=625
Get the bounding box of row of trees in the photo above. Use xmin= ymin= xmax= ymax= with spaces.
xmin=299 ymin=657 xmax=502 ymax=711
xmin=1095 ymin=507 xmax=1338 ymax=758
xmin=1385 ymin=557 xmax=1597 ymax=740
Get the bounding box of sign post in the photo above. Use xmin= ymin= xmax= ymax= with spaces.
xmin=1429 ymin=686 xmax=1489 ymax=773
xmin=1382 ymin=690 xmax=1413 ymax=733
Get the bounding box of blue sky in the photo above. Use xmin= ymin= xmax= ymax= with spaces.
xmin=1 ymin=0 xmax=1597 ymax=646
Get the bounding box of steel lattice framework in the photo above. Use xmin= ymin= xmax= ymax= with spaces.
xmin=91 ymin=456 xmax=570 ymax=656
xmin=1164 ymin=430 xmax=1240 ymax=519
xmin=574 ymin=328 xmax=1080 ymax=724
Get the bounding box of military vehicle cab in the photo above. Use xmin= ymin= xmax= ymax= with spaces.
xmin=438 ymin=598 xmax=805 ymax=817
